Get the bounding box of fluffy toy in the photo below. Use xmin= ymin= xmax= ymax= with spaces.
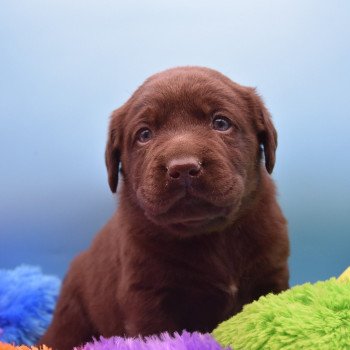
xmin=0 ymin=342 xmax=51 ymax=350
xmin=0 ymin=266 xmax=60 ymax=345
xmin=76 ymin=331 xmax=229 ymax=350
xmin=213 ymin=267 xmax=350 ymax=350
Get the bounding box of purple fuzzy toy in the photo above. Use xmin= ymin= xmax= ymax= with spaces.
xmin=75 ymin=331 xmax=231 ymax=350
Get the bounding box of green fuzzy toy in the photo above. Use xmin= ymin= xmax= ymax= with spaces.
xmin=213 ymin=267 xmax=350 ymax=350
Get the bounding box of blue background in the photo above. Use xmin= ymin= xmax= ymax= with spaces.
xmin=1 ymin=1 xmax=349 ymax=286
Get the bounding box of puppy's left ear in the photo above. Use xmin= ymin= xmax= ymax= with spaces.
xmin=105 ymin=107 xmax=124 ymax=193
xmin=250 ymin=89 xmax=278 ymax=174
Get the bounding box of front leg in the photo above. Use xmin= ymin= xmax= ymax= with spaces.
xmin=250 ymin=263 xmax=289 ymax=301
xmin=123 ymin=288 xmax=178 ymax=337
xmin=39 ymin=272 xmax=96 ymax=350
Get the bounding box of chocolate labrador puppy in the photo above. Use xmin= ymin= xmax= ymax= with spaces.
xmin=40 ymin=67 xmax=289 ymax=350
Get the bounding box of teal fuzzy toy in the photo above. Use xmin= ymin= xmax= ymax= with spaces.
xmin=213 ymin=267 xmax=350 ymax=350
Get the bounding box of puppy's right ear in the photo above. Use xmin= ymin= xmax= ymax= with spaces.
xmin=105 ymin=108 xmax=124 ymax=193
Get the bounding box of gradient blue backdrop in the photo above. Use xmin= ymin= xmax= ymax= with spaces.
xmin=1 ymin=1 xmax=349 ymax=286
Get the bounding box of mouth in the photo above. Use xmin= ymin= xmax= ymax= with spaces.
xmin=169 ymin=215 xmax=228 ymax=231
xmin=147 ymin=194 xmax=233 ymax=233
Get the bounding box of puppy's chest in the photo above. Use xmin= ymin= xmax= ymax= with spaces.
xmin=131 ymin=251 xmax=239 ymax=313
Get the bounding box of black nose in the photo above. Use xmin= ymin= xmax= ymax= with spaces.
xmin=167 ymin=157 xmax=202 ymax=181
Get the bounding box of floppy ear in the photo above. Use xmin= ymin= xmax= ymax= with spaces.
xmin=105 ymin=108 xmax=124 ymax=193
xmin=251 ymin=90 xmax=278 ymax=174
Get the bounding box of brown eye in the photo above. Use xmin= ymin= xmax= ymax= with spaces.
xmin=137 ymin=128 xmax=153 ymax=143
xmin=212 ymin=116 xmax=232 ymax=131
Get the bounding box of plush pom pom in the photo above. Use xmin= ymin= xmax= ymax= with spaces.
xmin=213 ymin=277 xmax=350 ymax=350
xmin=0 ymin=342 xmax=52 ymax=350
xmin=338 ymin=266 xmax=350 ymax=282
xmin=0 ymin=265 xmax=60 ymax=345
xmin=76 ymin=331 xmax=231 ymax=350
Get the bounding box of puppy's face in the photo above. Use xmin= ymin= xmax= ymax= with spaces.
xmin=106 ymin=67 xmax=277 ymax=236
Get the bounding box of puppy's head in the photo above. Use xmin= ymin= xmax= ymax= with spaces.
xmin=106 ymin=67 xmax=277 ymax=236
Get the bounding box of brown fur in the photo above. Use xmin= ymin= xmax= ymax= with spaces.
xmin=40 ymin=67 xmax=289 ymax=350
